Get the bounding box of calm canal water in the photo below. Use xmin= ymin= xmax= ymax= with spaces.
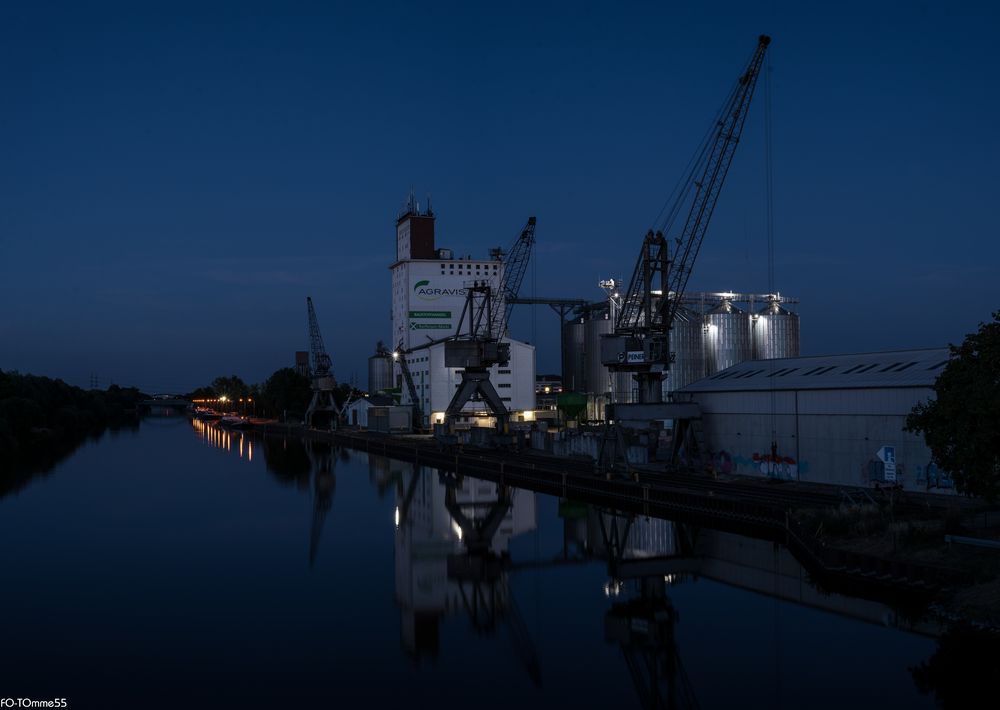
xmin=1 ymin=415 xmax=944 ymax=709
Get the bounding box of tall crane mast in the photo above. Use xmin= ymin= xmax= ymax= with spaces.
xmin=305 ymin=296 xmax=341 ymax=428
xmin=598 ymin=36 xmax=770 ymax=472
xmin=443 ymin=217 xmax=536 ymax=433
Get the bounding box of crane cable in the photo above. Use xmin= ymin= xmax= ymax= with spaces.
xmin=765 ymin=49 xmax=779 ymax=476
xmin=648 ymin=41 xmax=762 ymax=238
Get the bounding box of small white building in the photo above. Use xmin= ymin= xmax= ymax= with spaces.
xmin=344 ymin=398 xmax=373 ymax=428
xmin=679 ymin=347 xmax=954 ymax=493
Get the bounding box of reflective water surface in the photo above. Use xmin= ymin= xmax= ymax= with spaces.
xmin=1 ymin=415 xmax=946 ymax=709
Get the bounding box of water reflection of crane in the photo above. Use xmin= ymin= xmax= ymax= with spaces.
xmin=441 ymin=471 xmax=542 ymax=687
xmin=392 ymin=461 xmax=541 ymax=686
xmin=306 ymin=440 xmax=338 ymax=568
xmin=256 ymin=434 xmax=339 ymax=567
xmin=393 ymin=461 xmax=699 ymax=700
xmin=596 ymin=510 xmax=700 ymax=710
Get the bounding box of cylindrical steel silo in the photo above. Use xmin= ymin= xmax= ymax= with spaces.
xmin=561 ymin=320 xmax=586 ymax=392
xmin=612 ymin=370 xmax=632 ymax=404
xmin=585 ymin=315 xmax=613 ymax=395
xmin=753 ymin=300 xmax=800 ymax=360
xmin=666 ymin=305 xmax=706 ymax=392
xmin=705 ymin=299 xmax=752 ymax=375
xmin=368 ymin=350 xmax=393 ymax=393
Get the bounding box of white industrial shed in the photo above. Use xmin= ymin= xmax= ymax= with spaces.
xmin=678 ymin=347 xmax=955 ymax=493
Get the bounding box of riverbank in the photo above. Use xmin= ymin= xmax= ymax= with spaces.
xmin=0 ymin=371 xmax=145 ymax=465
xmin=251 ymin=421 xmax=1000 ymax=630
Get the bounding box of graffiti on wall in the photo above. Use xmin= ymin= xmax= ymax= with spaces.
xmin=710 ymin=450 xmax=805 ymax=481
xmin=915 ymin=461 xmax=955 ymax=490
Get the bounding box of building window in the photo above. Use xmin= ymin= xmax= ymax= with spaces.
xmin=498 ymin=369 xmax=511 ymax=374
xmin=498 ymin=383 xmax=511 ymax=388
xmin=501 ymin=397 xmax=511 ymax=402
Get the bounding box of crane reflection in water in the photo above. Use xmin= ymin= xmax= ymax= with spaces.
xmin=389 ymin=458 xmax=542 ymax=684
xmin=387 ymin=452 xmax=700 ymax=708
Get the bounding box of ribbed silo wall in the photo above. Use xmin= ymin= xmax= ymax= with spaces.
xmin=585 ymin=316 xmax=614 ymax=395
xmin=368 ymin=354 xmax=393 ymax=393
xmin=705 ymin=301 xmax=752 ymax=375
xmin=753 ymin=303 xmax=800 ymax=360
xmin=666 ymin=306 xmax=706 ymax=392
xmin=561 ymin=320 xmax=586 ymax=392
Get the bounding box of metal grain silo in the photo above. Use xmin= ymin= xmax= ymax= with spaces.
xmin=368 ymin=345 xmax=393 ymax=394
xmin=665 ymin=305 xmax=706 ymax=392
xmin=561 ymin=319 xmax=586 ymax=392
xmin=611 ymin=370 xmax=632 ymax=403
xmin=705 ymin=299 xmax=752 ymax=375
xmin=585 ymin=315 xmax=614 ymax=395
xmin=753 ymin=300 xmax=800 ymax=360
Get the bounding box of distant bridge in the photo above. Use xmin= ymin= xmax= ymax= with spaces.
xmin=139 ymin=395 xmax=191 ymax=411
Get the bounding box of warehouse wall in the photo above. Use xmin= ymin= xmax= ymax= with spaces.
xmin=692 ymin=387 xmax=952 ymax=493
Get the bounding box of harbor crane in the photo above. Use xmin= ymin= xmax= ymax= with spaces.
xmin=599 ymin=35 xmax=770 ymax=473
xmin=305 ymin=296 xmax=341 ymax=429
xmin=443 ymin=216 xmax=536 ymax=433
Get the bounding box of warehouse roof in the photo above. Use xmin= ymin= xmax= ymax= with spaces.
xmin=679 ymin=347 xmax=951 ymax=393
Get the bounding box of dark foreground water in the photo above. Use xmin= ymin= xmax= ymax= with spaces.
xmin=0 ymin=415 xmax=948 ymax=709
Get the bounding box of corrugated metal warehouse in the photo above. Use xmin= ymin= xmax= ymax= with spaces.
xmin=679 ymin=347 xmax=955 ymax=493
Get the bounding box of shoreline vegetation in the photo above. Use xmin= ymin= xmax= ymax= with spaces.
xmin=0 ymin=370 xmax=145 ymax=475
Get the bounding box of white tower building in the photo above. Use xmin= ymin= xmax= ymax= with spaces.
xmin=389 ymin=196 xmax=536 ymax=424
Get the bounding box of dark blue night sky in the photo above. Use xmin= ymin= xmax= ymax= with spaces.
xmin=2 ymin=1 xmax=997 ymax=392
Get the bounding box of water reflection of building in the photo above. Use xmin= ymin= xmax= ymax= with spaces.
xmin=391 ymin=460 xmax=537 ymax=660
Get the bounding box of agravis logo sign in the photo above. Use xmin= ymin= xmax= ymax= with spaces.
xmin=413 ymin=279 xmax=466 ymax=302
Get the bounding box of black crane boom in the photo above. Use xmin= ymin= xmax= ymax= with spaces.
xmin=307 ymin=296 xmax=333 ymax=378
xmin=616 ymin=35 xmax=770 ymax=337
xmin=489 ymin=216 xmax=536 ymax=339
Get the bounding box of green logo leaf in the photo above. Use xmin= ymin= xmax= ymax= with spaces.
xmin=413 ymin=280 xmax=430 ymax=291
